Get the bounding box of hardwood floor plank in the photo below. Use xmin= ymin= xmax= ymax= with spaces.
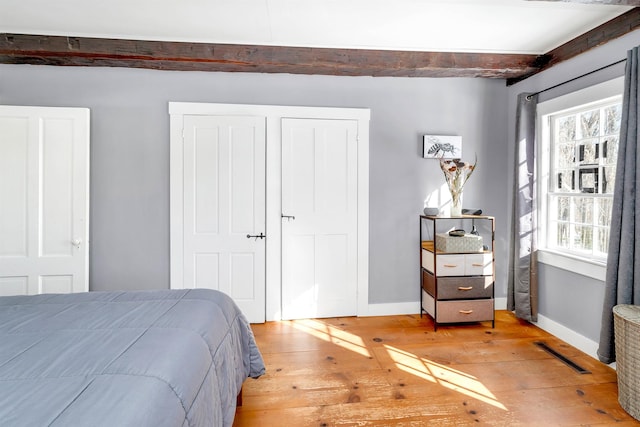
xmin=235 ymin=311 xmax=639 ymax=426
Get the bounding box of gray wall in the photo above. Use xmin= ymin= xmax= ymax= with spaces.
xmin=0 ymin=64 xmax=509 ymax=304
xmin=3 ymin=27 xmax=636 ymax=329
xmin=507 ymin=29 xmax=640 ymax=342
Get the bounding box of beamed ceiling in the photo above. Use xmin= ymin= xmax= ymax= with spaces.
xmin=0 ymin=1 xmax=639 ymax=84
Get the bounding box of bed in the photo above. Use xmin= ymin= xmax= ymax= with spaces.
xmin=0 ymin=288 xmax=265 ymax=427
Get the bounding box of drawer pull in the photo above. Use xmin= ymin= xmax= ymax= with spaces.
xmin=459 ymin=310 xmax=474 ymax=314
xmin=471 ymin=263 xmax=484 ymax=267
xmin=458 ymin=286 xmax=473 ymax=291
xmin=443 ymin=264 xmax=458 ymax=268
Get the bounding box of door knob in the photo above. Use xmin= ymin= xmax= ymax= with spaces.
xmin=71 ymin=239 xmax=82 ymax=248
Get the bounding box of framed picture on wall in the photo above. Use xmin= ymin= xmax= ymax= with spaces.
xmin=422 ymin=135 xmax=462 ymax=159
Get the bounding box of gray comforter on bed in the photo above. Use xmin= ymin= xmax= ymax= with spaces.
xmin=0 ymin=288 xmax=265 ymax=427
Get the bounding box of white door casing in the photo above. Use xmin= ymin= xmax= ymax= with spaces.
xmin=0 ymin=106 xmax=90 ymax=296
xmin=281 ymin=118 xmax=358 ymax=319
xmin=172 ymin=114 xmax=266 ymax=323
xmin=169 ymin=102 xmax=369 ymax=322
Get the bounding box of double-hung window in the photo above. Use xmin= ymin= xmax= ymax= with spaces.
xmin=538 ymin=77 xmax=623 ymax=278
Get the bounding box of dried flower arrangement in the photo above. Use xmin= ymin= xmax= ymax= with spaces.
xmin=439 ymin=155 xmax=477 ymax=216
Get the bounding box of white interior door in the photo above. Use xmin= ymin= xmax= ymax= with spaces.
xmin=281 ymin=118 xmax=358 ymax=319
xmin=177 ymin=115 xmax=266 ymax=323
xmin=0 ymin=106 xmax=90 ymax=296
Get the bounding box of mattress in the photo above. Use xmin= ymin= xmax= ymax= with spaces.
xmin=0 ymin=288 xmax=265 ymax=427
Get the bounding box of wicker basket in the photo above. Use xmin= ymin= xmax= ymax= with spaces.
xmin=613 ymin=304 xmax=640 ymax=421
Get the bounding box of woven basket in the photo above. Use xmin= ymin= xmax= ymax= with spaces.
xmin=613 ymin=304 xmax=640 ymax=421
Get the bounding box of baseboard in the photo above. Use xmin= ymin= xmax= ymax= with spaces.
xmin=364 ymin=301 xmax=419 ymax=316
xmin=533 ymin=314 xmax=602 ymax=363
xmin=494 ymin=297 xmax=507 ymax=310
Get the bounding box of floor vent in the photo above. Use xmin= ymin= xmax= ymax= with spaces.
xmin=534 ymin=341 xmax=592 ymax=374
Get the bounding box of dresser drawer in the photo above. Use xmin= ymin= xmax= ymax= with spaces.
xmin=421 ymin=289 xmax=435 ymax=318
xmin=421 ymin=249 xmax=435 ymax=273
xmin=433 ymin=253 xmax=492 ymax=276
xmin=422 ymin=269 xmax=435 ymax=296
xmin=436 ymin=276 xmax=493 ymax=300
xmin=435 ymin=254 xmax=466 ymax=276
xmin=435 ymin=299 xmax=494 ymax=324
xmin=464 ymin=253 xmax=493 ymax=276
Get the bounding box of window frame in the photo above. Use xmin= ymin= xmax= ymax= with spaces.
xmin=537 ymin=77 xmax=623 ymax=280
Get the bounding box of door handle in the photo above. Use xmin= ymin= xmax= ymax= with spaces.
xmin=246 ymin=233 xmax=266 ymax=241
xmin=281 ymin=214 xmax=296 ymax=221
xmin=71 ymin=239 xmax=82 ymax=248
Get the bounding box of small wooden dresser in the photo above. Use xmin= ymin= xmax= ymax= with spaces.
xmin=420 ymin=215 xmax=495 ymax=330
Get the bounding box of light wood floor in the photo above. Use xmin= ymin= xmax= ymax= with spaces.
xmin=234 ymin=311 xmax=639 ymax=426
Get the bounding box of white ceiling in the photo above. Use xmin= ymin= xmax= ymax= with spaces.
xmin=0 ymin=0 xmax=634 ymax=55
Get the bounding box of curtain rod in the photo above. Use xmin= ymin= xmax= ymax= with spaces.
xmin=526 ymin=58 xmax=627 ymax=101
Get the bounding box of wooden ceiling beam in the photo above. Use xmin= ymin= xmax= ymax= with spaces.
xmin=507 ymin=7 xmax=640 ymax=84
xmin=0 ymin=8 xmax=637 ymax=81
xmin=543 ymin=7 xmax=640 ymax=67
xmin=0 ymin=33 xmax=541 ymax=79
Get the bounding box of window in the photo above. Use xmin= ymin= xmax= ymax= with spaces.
xmin=547 ymin=100 xmax=621 ymax=257
xmin=538 ymin=77 xmax=623 ymax=276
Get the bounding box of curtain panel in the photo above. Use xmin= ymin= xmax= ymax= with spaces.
xmin=598 ymin=46 xmax=640 ymax=364
xmin=508 ymin=93 xmax=539 ymax=322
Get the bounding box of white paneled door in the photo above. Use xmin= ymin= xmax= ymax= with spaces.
xmin=177 ymin=115 xmax=266 ymax=323
xmin=281 ymin=118 xmax=358 ymax=319
xmin=0 ymin=106 xmax=90 ymax=296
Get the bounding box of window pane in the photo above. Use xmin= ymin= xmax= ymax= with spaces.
xmin=557 ymin=142 xmax=575 ymax=168
xmin=605 ymin=105 xmax=622 ymax=135
xmin=603 ymin=166 xmax=616 ymax=194
xmin=557 ymin=170 xmax=575 ymax=192
xmin=580 ymin=110 xmax=599 ymax=138
xmin=597 ymin=198 xmax=613 ymax=226
xmin=573 ymin=225 xmax=593 ymax=250
xmin=573 ymin=197 xmax=593 ymax=224
xmin=557 ymin=222 xmax=569 ymax=248
xmin=597 ymin=227 xmax=610 ymax=254
xmin=558 ymin=115 xmax=576 ymax=142
xmin=557 ymin=196 xmax=570 ymax=221
xmin=578 ymin=140 xmax=598 ymax=164
xmin=578 ymin=168 xmax=599 ymax=193
xmin=603 ymin=136 xmax=618 ymax=165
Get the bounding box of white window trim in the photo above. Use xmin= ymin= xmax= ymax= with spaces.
xmin=537 ymin=77 xmax=623 ymax=281
xmin=537 ymin=249 xmax=606 ymax=281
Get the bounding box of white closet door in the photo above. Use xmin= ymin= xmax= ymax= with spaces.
xmin=281 ymin=118 xmax=358 ymax=319
xmin=178 ymin=115 xmax=266 ymax=323
xmin=0 ymin=106 xmax=90 ymax=296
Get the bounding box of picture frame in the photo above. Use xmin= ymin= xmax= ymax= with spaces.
xmin=422 ymin=135 xmax=462 ymax=159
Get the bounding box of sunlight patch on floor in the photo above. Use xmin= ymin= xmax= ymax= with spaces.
xmin=385 ymin=345 xmax=508 ymax=410
xmin=291 ymin=319 xmax=372 ymax=358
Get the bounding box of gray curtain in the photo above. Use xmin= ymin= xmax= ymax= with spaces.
xmin=508 ymin=93 xmax=539 ymax=322
xmin=597 ymin=46 xmax=640 ymax=364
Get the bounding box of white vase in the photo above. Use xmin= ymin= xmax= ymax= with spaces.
xmin=450 ymin=192 xmax=463 ymax=217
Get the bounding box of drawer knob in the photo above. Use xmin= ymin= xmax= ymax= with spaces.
xmin=458 ymin=286 xmax=473 ymax=291
xmin=459 ymin=310 xmax=474 ymax=314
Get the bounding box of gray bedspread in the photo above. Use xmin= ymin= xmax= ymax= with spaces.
xmin=0 ymin=289 xmax=265 ymax=427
